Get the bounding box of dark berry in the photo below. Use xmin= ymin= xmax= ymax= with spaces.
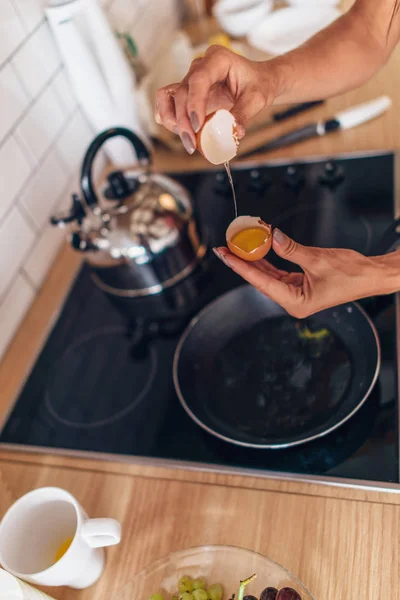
xmin=260 ymin=588 xmax=278 ymax=600
xmin=276 ymin=588 xmax=302 ymax=600
xmin=243 ymin=596 xmax=258 ymax=600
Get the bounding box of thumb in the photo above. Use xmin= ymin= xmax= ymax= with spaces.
xmin=272 ymin=229 xmax=311 ymax=268
xmin=231 ymin=89 xmax=268 ymax=139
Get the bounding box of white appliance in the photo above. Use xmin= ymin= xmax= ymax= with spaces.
xmin=46 ymin=0 xmax=150 ymax=166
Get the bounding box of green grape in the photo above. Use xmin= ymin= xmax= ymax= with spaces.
xmin=193 ymin=589 xmax=208 ymax=600
xmin=179 ymin=576 xmax=194 ymax=594
xmin=148 ymin=594 xmax=164 ymax=600
xmin=181 ymin=593 xmax=194 ymax=600
xmin=207 ymin=583 xmax=223 ymax=600
xmin=193 ymin=578 xmax=206 ymax=590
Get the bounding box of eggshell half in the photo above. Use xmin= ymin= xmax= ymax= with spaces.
xmin=197 ymin=109 xmax=239 ymax=165
xmin=226 ymin=215 xmax=272 ymax=261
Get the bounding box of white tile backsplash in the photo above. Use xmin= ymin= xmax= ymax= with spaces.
xmin=0 ymin=135 xmax=32 ymax=221
xmin=12 ymin=0 xmax=45 ymax=34
xmin=0 ymin=62 xmax=29 ymax=141
xmin=0 ymin=274 xmax=35 ymax=360
xmin=55 ymin=109 xmax=94 ymax=173
xmin=20 ymin=151 xmax=68 ymax=230
xmin=0 ymin=0 xmax=26 ymax=66
xmin=0 ymin=206 xmax=35 ymax=299
xmin=24 ymin=224 xmax=65 ymax=289
xmin=17 ymin=82 xmax=68 ymax=163
xmin=0 ymin=0 xmax=179 ymax=362
xmin=11 ymin=21 xmax=61 ymax=99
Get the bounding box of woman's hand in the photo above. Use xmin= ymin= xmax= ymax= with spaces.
xmin=213 ymin=229 xmax=394 ymax=318
xmin=155 ymin=45 xmax=276 ymax=154
xmin=155 ymin=1 xmax=400 ymax=156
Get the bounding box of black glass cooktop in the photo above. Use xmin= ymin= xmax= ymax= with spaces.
xmin=1 ymin=152 xmax=399 ymax=487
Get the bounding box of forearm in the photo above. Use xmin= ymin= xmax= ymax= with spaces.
xmin=265 ymin=0 xmax=400 ymax=105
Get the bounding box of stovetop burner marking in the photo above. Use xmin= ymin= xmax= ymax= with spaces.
xmin=44 ymin=327 xmax=158 ymax=428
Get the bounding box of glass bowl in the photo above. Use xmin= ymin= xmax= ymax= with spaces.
xmin=114 ymin=545 xmax=316 ymax=600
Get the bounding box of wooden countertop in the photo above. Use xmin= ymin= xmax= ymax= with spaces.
xmin=1 ymin=22 xmax=400 ymax=600
xmin=0 ymin=458 xmax=398 ymax=600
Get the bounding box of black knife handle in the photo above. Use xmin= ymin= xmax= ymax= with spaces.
xmin=272 ymin=100 xmax=324 ymax=122
xmin=240 ymin=123 xmax=319 ymax=158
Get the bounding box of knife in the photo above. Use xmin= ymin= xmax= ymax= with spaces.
xmin=247 ymin=100 xmax=325 ymax=133
xmin=240 ymin=96 xmax=392 ymax=158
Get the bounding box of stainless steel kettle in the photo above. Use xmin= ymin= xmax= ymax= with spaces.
xmin=51 ymin=128 xmax=207 ymax=315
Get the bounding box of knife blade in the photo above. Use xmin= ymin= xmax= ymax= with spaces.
xmin=247 ymin=100 xmax=325 ymax=133
xmin=240 ymin=96 xmax=392 ymax=159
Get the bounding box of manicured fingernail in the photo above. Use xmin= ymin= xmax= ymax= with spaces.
xmin=190 ymin=111 xmax=200 ymax=133
xmin=172 ymin=125 xmax=178 ymax=135
xmin=273 ymin=228 xmax=286 ymax=244
xmin=180 ymin=132 xmax=196 ymax=155
xmin=213 ymin=247 xmax=231 ymax=268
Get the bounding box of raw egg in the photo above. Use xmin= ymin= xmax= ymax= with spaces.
xmin=197 ymin=109 xmax=239 ymax=165
xmin=226 ymin=215 xmax=272 ymax=261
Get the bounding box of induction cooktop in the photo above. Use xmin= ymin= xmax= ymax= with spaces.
xmin=1 ymin=151 xmax=399 ymax=491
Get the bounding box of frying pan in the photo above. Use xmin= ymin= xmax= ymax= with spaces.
xmin=173 ymin=218 xmax=400 ymax=449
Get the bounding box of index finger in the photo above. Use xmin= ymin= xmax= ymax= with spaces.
xmin=155 ymin=84 xmax=179 ymax=133
xmin=217 ymin=248 xmax=296 ymax=308
xmin=186 ymin=48 xmax=232 ymax=132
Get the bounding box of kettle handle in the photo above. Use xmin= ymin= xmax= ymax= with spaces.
xmin=81 ymin=127 xmax=151 ymax=208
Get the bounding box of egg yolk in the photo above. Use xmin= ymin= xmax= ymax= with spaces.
xmin=54 ymin=537 xmax=73 ymax=563
xmin=231 ymin=228 xmax=267 ymax=253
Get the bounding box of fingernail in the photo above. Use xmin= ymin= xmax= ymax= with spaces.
xmin=190 ymin=111 xmax=200 ymax=133
xmin=154 ymin=113 xmax=161 ymax=125
xmin=213 ymin=247 xmax=231 ymax=268
xmin=180 ymin=131 xmax=196 ymax=155
xmin=172 ymin=125 xmax=178 ymax=135
xmin=273 ymin=228 xmax=286 ymax=244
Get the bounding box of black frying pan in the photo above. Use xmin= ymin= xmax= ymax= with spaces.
xmin=173 ymin=218 xmax=399 ymax=449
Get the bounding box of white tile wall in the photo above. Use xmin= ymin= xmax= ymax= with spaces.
xmin=0 ymin=63 xmax=29 ymax=141
xmin=55 ymin=109 xmax=94 ymax=173
xmin=0 ymin=135 xmax=32 ymax=221
xmin=12 ymin=22 xmax=60 ymax=99
xmin=20 ymin=151 xmax=69 ymax=229
xmin=17 ymin=83 xmax=69 ymax=163
xmin=0 ymin=0 xmax=180 ymax=363
xmin=0 ymin=274 xmax=36 ymax=359
xmin=13 ymin=0 xmax=44 ymax=34
xmin=0 ymin=207 xmax=36 ymax=299
xmin=24 ymin=225 xmax=66 ymax=289
xmin=0 ymin=0 xmax=26 ymax=66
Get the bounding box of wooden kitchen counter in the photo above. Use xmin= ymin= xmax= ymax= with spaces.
xmin=2 ymin=18 xmax=400 ymax=600
xmin=0 ymin=458 xmax=399 ymax=600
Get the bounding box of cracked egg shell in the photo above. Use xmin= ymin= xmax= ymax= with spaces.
xmin=197 ymin=109 xmax=239 ymax=165
xmin=226 ymin=216 xmax=272 ymax=262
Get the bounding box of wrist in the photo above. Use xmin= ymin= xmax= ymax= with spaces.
xmin=259 ymin=56 xmax=293 ymax=105
xmin=371 ymin=251 xmax=400 ymax=295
